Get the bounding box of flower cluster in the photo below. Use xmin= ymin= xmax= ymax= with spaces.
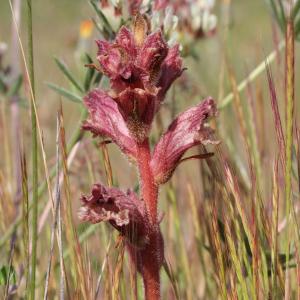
xmin=84 ymin=14 xmax=183 ymax=142
xmin=79 ymin=13 xmax=217 ymax=296
xmin=153 ymin=0 xmax=217 ymax=38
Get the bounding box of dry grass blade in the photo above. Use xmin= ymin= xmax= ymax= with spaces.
xmin=21 ymin=150 xmax=29 ymax=296
xmin=223 ymin=211 xmax=249 ymax=299
xmin=266 ymin=64 xmax=286 ymax=168
xmin=59 ymin=110 xmax=89 ymax=299
xmin=38 ymin=141 xmax=81 ymax=234
xmin=187 ymin=183 xmax=209 ymax=280
xmin=112 ymin=240 xmax=125 ymax=300
xmin=43 ymin=114 xmax=63 ymax=300
xmin=226 ymin=61 xmax=258 ymax=185
xmin=271 ymin=158 xmax=280 ymax=298
xmin=209 ymin=201 xmax=227 ymax=300
xmin=223 ymin=163 xmax=253 ymax=248
xmin=167 ymin=185 xmax=194 ymax=299
xmin=94 ymin=236 xmax=112 ymax=300
xmin=284 ymin=19 xmax=295 ymax=298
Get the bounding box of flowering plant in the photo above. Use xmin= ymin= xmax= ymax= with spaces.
xmin=79 ymin=13 xmax=217 ymax=299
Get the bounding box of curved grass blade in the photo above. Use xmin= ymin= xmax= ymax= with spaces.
xmin=54 ymin=57 xmax=84 ymax=93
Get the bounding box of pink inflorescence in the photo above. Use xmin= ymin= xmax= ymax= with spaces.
xmin=79 ymin=13 xmax=217 ymax=299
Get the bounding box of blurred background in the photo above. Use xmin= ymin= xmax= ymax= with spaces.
xmin=1 ymin=0 xmax=300 ymax=299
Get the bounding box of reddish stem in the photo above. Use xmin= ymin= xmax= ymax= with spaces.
xmin=141 ymin=238 xmax=161 ymax=300
xmin=136 ymin=138 xmax=161 ymax=300
xmin=137 ymin=139 xmax=158 ymax=225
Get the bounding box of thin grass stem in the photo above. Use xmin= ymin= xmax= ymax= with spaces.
xmin=25 ymin=1 xmax=38 ymax=299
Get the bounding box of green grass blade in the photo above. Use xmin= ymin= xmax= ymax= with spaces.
xmin=54 ymin=57 xmax=84 ymax=93
xmin=284 ymin=19 xmax=295 ymax=297
xmin=25 ymin=0 xmax=38 ymax=299
xmin=83 ymin=54 xmax=95 ymax=92
xmin=47 ymin=82 xmax=82 ymax=103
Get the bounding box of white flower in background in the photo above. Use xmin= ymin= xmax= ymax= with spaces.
xmin=190 ymin=0 xmax=217 ymax=34
xmin=197 ymin=0 xmax=215 ymax=10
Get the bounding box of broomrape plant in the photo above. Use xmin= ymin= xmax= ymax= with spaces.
xmin=78 ymin=14 xmax=217 ymax=299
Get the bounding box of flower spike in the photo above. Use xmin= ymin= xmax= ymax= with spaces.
xmin=94 ymin=21 xmax=183 ymax=141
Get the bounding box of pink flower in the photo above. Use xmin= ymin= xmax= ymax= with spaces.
xmin=94 ymin=18 xmax=183 ymax=139
xmin=116 ymin=88 xmax=155 ymax=121
xmin=150 ymin=98 xmax=218 ymax=184
xmin=82 ymin=89 xmax=137 ymax=159
xmin=79 ymin=183 xmax=149 ymax=247
xmin=157 ymin=44 xmax=184 ymax=101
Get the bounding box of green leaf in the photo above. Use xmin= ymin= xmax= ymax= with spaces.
xmin=292 ymin=0 xmax=300 ymax=20
xmin=93 ymin=72 xmax=103 ymax=85
xmin=0 ymin=265 xmax=16 ymax=285
xmin=54 ymin=57 xmax=84 ymax=93
xmin=83 ymin=53 xmax=95 ymax=92
xmin=90 ymin=0 xmax=115 ymax=39
xmin=6 ymin=75 xmax=23 ymax=97
xmin=295 ymin=17 xmax=300 ymax=36
xmin=277 ymin=0 xmax=286 ymax=27
xmin=47 ymin=82 xmax=82 ymax=103
xmin=267 ymin=0 xmax=286 ymax=31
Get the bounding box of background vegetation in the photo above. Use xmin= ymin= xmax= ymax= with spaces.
xmin=0 ymin=0 xmax=300 ymax=299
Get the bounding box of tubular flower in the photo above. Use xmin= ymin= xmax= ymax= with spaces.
xmin=94 ymin=15 xmax=183 ymax=140
xmin=150 ymin=98 xmax=218 ymax=184
xmin=79 ymin=184 xmax=149 ymax=247
xmin=82 ymin=89 xmax=138 ymax=159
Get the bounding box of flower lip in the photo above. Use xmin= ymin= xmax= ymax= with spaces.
xmin=150 ymin=97 xmax=218 ymax=184
xmin=82 ymin=89 xmax=138 ymax=159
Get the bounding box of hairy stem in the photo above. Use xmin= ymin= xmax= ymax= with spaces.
xmin=136 ymin=138 xmax=161 ymax=300
xmin=141 ymin=243 xmax=161 ymax=300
